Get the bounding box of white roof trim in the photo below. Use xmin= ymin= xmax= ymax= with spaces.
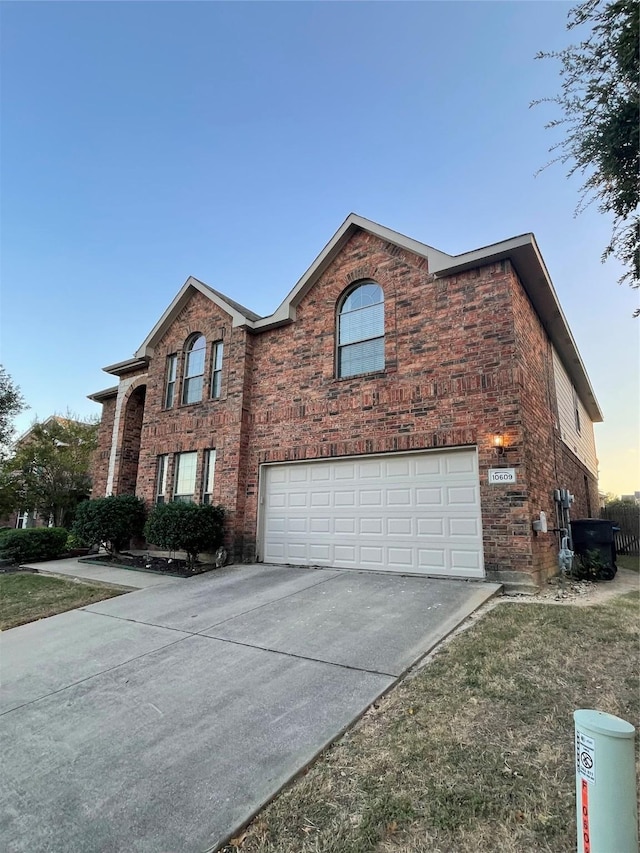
xmin=117 ymin=214 xmax=600 ymax=422
xmin=135 ymin=276 xmax=256 ymax=358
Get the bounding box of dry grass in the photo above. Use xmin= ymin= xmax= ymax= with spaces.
xmin=0 ymin=572 xmax=124 ymax=630
xmin=222 ymin=593 xmax=639 ymax=853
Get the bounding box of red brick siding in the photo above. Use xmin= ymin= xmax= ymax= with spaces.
xmin=242 ymin=231 xmax=529 ymax=573
xmin=129 ymin=291 xmax=250 ymax=556
xmin=90 ymin=229 xmax=598 ymax=584
xmin=509 ymin=268 xmax=598 ymax=583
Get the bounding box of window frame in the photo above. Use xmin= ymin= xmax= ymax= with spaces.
xmin=572 ymin=386 xmax=582 ymax=434
xmin=181 ymin=334 xmax=206 ymax=405
xmin=155 ymin=454 xmax=168 ymax=504
xmin=336 ymin=281 xmax=385 ymax=379
xmin=210 ymin=341 xmax=224 ymax=399
xmin=202 ymin=448 xmax=216 ymax=504
xmin=173 ymin=451 xmax=198 ymax=503
xmin=164 ymin=354 xmax=178 ymax=409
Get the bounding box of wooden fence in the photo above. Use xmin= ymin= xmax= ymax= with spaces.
xmin=601 ymin=504 xmax=640 ymax=556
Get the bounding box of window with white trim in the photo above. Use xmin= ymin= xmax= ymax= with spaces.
xmin=337 ymin=282 xmax=384 ymax=378
xmin=572 ymin=386 xmax=582 ymax=434
xmin=173 ymin=451 xmax=197 ymax=502
xmin=202 ymin=449 xmax=216 ymax=504
xmin=155 ymin=455 xmax=168 ymax=504
xmin=210 ymin=341 xmax=223 ymax=399
xmin=182 ymin=334 xmax=206 ymax=404
xmin=164 ymin=354 xmax=177 ymax=408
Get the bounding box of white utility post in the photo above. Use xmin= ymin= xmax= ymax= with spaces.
xmin=574 ymin=709 xmax=638 ymax=853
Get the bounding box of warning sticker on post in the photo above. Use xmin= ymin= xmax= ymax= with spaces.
xmin=576 ymin=730 xmax=596 ymax=784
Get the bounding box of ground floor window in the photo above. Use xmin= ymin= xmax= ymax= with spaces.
xmin=202 ymin=449 xmax=216 ymax=504
xmin=173 ymin=451 xmax=198 ymax=502
xmin=155 ymin=455 xmax=168 ymax=504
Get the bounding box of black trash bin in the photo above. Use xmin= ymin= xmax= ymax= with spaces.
xmin=570 ymin=518 xmax=617 ymax=580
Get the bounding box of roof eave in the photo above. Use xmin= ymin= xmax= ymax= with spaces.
xmin=102 ymin=357 xmax=149 ymax=377
xmin=432 ymin=234 xmax=603 ymax=423
xmin=88 ymin=386 xmax=119 ymax=403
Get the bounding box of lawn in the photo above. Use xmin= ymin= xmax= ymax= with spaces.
xmin=0 ymin=572 xmax=125 ymax=630
xmin=617 ymin=553 xmax=640 ymax=572
xmin=223 ymin=592 xmax=639 ymax=853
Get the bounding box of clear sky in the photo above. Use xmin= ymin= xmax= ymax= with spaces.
xmin=1 ymin=1 xmax=638 ymax=496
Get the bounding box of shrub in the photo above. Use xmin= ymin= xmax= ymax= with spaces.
xmin=144 ymin=502 xmax=225 ymax=571
xmin=0 ymin=527 xmax=68 ymax=564
xmin=72 ymin=495 xmax=146 ymax=555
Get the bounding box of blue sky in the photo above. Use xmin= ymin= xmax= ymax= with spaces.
xmin=1 ymin=1 xmax=637 ymax=495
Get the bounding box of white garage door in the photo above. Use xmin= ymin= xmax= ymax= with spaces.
xmin=259 ymin=449 xmax=484 ymax=578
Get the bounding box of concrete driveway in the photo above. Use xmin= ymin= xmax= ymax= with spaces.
xmin=0 ymin=563 xmax=500 ymax=852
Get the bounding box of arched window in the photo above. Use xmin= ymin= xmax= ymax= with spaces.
xmin=182 ymin=334 xmax=206 ymax=404
xmin=337 ymin=282 xmax=384 ymax=378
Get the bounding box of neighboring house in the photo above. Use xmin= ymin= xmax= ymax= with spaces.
xmin=1 ymin=415 xmax=93 ymax=529
xmin=89 ymin=214 xmax=602 ymax=590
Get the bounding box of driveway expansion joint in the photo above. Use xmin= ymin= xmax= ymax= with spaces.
xmin=200 ymin=633 xmax=398 ymax=678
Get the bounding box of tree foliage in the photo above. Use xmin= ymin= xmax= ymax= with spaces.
xmin=0 ymin=366 xmax=26 ymax=456
xmin=534 ymin=0 xmax=639 ymax=299
xmin=7 ymin=416 xmax=98 ymax=527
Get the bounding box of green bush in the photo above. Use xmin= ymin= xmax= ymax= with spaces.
xmin=144 ymin=502 xmax=225 ymax=571
xmin=72 ymin=495 xmax=146 ymax=555
xmin=0 ymin=527 xmax=68 ymax=564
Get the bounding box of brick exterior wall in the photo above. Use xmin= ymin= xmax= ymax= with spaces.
xmin=91 ymin=228 xmax=600 ymax=587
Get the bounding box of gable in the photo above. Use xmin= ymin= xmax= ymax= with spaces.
xmin=134 ymin=277 xmax=261 ymax=360
xmin=95 ymin=215 xmax=601 ymax=423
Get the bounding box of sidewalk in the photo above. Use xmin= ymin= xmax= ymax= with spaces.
xmin=22 ymin=557 xmax=182 ymax=589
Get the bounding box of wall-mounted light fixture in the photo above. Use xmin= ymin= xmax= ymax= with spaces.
xmin=492 ymin=434 xmax=505 ymax=456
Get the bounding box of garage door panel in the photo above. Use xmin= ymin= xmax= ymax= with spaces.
xmin=335 ymin=545 xmax=357 ymax=563
xmin=335 ymin=518 xmax=356 ymax=534
xmin=359 ymin=461 xmax=382 ymax=478
xmin=261 ymin=449 xmax=483 ymax=578
xmin=414 ymin=455 xmax=442 ymax=476
xmin=449 ymin=517 xmax=481 ymax=537
xmin=418 ymin=549 xmax=446 ymax=569
xmin=418 ymin=517 xmax=444 ymax=536
xmin=386 ymin=488 xmax=411 ymax=506
xmin=360 ymin=518 xmax=383 ymax=535
xmin=310 ymin=517 xmax=331 ymax=534
xmin=416 ymin=488 xmax=444 ymax=506
xmin=288 ymin=493 xmax=308 ymax=508
xmin=451 ymin=549 xmax=483 ymax=571
xmin=446 ymin=453 xmax=476 ymax=475
xmin=388 ymin=517 xmax=412 ymax=536
xmin=447 ymin=485 xmax=478 ymax=505
xmin=308 ymin=544 xmax=331 ymax=562
xmin=360 ymin=546 xmax=384 ymax=565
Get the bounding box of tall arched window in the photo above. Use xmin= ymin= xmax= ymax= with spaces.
xmin=182 ymin=334 xmax=206 ymax=404
xmin=337 ymin=282 xmax=384 ymax=378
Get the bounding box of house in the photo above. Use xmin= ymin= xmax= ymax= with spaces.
xmin=2 ymin=415 xmax=95 ymax=529
xmin=88 ymin=214 xmax=602 ymax=591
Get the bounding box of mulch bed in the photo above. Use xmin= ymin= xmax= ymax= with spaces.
xmin=79 ymin=553 xmax=216 ymax=578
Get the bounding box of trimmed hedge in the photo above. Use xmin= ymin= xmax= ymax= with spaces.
xmin=0 ymin=527 xmax=68 ymax=564
xmin=72 ymin=495 xmax=146 ymax=554
xmin=144 ymin=502 xmax=225 ymax=571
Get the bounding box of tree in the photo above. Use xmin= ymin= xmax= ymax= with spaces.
xmin=0 ymin=366 xmax=26 ymax=457
xmin=8 ymin=415 xmax=99 ymax=527
xmin=533 ymin=0 xmax=639 ymax=302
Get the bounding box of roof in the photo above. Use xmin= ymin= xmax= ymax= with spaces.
xmin=13 ymin=415 xmax=92 ymax=447
xmin=97 ymin=213 xmax=603 ymax=421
